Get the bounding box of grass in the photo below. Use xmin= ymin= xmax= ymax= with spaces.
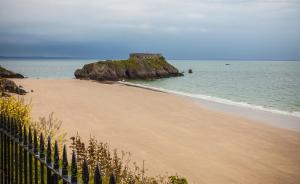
xmin=96 ymin=56 xmax=169 ymax=71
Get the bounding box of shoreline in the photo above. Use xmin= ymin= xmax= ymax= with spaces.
xmin=11 ymin=79 xmax=300 ymax=183
xmin=119 ymin=81 xmax=300 ymax=132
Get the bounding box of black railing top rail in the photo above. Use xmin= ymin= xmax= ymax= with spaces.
xmin=0 ymin=113 xmax=119 ymax=184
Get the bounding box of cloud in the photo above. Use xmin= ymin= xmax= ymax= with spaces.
xmin=0 ymin=0 xmax=299 ymax=59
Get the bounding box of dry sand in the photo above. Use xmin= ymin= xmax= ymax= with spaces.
xmin=13 ymin=79 xmax=300 ymax=184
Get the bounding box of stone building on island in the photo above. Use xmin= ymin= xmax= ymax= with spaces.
xmin=129 ymin=53 xmax=162 ymax=59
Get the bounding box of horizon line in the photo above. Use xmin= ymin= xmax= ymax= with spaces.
xmin=0 ymin=55 xmax=299 ymax=61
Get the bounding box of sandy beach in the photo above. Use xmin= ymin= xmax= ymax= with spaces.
xmin=13 ymin=79 xmax=300 ymax=184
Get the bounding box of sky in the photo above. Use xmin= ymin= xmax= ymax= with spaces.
xmin=0 ymin=0 xmax=299 ymax=60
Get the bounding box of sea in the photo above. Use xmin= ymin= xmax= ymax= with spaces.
xmin=1 ymin=58 xmax=300 ymax=117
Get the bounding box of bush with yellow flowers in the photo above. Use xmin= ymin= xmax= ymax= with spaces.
xmin=0 ymin=96 xmax=31 ymax=125
xmin=0 ymin=95 xmax=67 ymax=146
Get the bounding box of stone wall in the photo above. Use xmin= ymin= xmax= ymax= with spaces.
xmin=129 ymin=53 xmax=162 ymax=59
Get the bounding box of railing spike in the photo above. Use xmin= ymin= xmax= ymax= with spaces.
xmin=71 ymin=150 xmax=78 ymax=183
xmin=62 ymin=144 xmax=69 ymax=181
xmin=23 ymin=125 xmax=28 ymax=145
xmin=109 ymin=173 xmax=116 ymax=184
xmin=7 ymin=115 xmax=10 ymax=131
xmin=82 ymin=158 xmax=89 ymax=184
xmin=3 ymin=115 xmax=7 ymax=131
xmin=33 ymin=129 xmax=38 ymax=154
xmin=23 ymin=125 xmax=28 ymax=184
xmin=94 ymin=164 xmax=102 ymax=184
xmin=0 ymin=113 xmax=2 ymax=128
xmin=40 ymin=133 xmax=45 ymax=184
xmin=14 ymin=118 xmax=17 ymax=137
xmin=40 ymin=133 xmax=45 ymax=159
xmin=1 ymin=113 xmax=3 ymax=127
xmin=18 ymin=120 xmax=23 ymax=142
xmin=10 ymin=117 xmax=14 ymax=135
xmin=54 ymin=141 xmax=59 ymax=170
xmin=10 ymin=117 xmax=14 ymax=134
xmin=52 ymin=141 xmax=59 ymax=184
xmin=28 ymin=126 xmax=33 ymax=184
xmin=4 ymin=114 xmax=7 ymax=129
xmin=28 ymin=127 xmax=33 ymax=149
xmin=46 ymin=136 xmax=52 ymax=164
xmin=47 ymin=136 xmax=52 ymax=184
xmin=15 ymin=119 xmax=19 ymax=138
xmin=62 ymin=145 xmax=69 ymax=176
xmin=6 ymin=115 xmax=9 ymax=131
xmin=4 ymin=114 xmax=7 ymax=131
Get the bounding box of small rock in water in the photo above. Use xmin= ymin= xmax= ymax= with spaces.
xmin=188 ymin=69 xmax=193 ymax=73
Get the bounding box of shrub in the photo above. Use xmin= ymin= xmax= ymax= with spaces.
xmin=168 ymin=176 xmax=188 ymax=184
xmin=70 ymin=134 xmax=188 ymax=184
xmin=32 ymin=112 xmax=67 ymax=148
xmin=0 ymin=96 xmax=31 ymax=125
xmin=0 ymin=96 xmax=67 ymax=146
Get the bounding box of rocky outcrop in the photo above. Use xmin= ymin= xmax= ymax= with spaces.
xmin=75 ymin=55 xmax=183 ymax=81
xmin=0 ymin=79 xmax=26 ymax=95
xmin=0 ymin=66 xmax=24 ymax=78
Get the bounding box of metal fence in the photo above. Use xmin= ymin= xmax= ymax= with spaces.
xmin=0 ymin=113 xmax=117 ymax=184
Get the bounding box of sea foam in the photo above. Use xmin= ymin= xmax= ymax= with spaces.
xmin=119 ymin=81 xmax=300 ymax=118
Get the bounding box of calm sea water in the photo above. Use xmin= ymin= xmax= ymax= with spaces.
xmin=1 ymin=59 xmax=299 ymax=115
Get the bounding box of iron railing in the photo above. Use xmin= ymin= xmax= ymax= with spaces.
xmin=0 ymin=113 xmax=117 ymax=184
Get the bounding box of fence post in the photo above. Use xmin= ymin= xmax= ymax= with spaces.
xmin=14 ymin=118 xmax=18 ymax=184
xmin=0 ymin=113 xmax=3 ymax=184
xmin=82 ymin=159 xmax=89 ymax=184
xmin=24 ymin=125 xmax=28 ymax=184
xmin=46 ymin=136 xmax=52 ymax=184
xmin=1 ymin=114 xmax=6 ymax=184
xmin=7 ymin=116 xmax=11 ymax=184
xmin=34 ymin=129 xmax=38 ymax=184
xmin=109 ymin=173 xmax=116 ymax=184
xmin=62 ymin=145 xmax=68 ymax=184
xmin=94 ymin=164 xmax=102 ymax=184
xmin=28 ymin=127 xmax=33 ymax=184
xmin=18 ymin=120 xmax=23 ymax=184
xmin=1 ymin=114 xmax=4 ymax=184
xmin=40 ymin=133 xmax=45 ymax=184
xmin=71 ymin=151 xmax=78 ymax=183
xmin=53 ymin=141 xmax=59 ymax=184
xmin=10 ymin=117 xmax=15 ymax=184
xmin=6 ymin=115 xmax=10 ymax=184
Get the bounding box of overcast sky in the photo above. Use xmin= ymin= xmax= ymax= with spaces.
xmin=0 ymin=0 xmax=299 ymax=59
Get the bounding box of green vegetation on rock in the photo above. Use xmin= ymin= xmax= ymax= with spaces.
xmin=75 ymin=54 xmax=183 ymax=81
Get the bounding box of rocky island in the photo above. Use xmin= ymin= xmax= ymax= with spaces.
xmin=75 ymin=53 xmax=183 ymax=81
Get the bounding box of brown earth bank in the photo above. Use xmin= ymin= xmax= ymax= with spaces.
xmin=13 ymin=79 xmax=300 ymax=184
